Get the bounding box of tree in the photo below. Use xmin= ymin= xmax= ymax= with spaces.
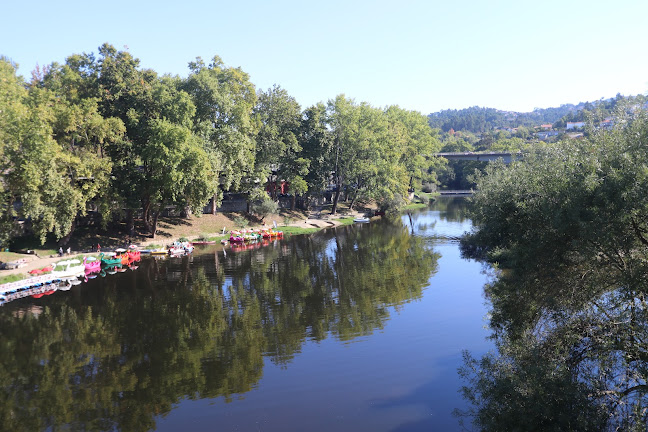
xmin=298 ymin=103 xmax=333 ymax=208
xmin=0 ymin=57 xmax=122 ymax=246
xmin=183 ymin=56 xmax=257 ymax=213
xmin=385 ymin=105 xmax=442 ymax=192
xmin=139 ymin=119 xmax=215 ymax=237
xmin=252 ymin=85 xmax=302 ymax=201
xmin=0 ymin=58 xmax=29 ymax=246
xmin=458 ymin=108 xmax=648 ymax=430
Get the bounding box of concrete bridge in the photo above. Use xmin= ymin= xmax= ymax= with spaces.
xmin=438 ymin=190 xmax=474 ymax=195
xmin=434 ymin=151 xmax=521 ymax=163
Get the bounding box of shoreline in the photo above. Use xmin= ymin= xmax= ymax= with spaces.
xmin=0 ymin=208 xmax=371 ymax=280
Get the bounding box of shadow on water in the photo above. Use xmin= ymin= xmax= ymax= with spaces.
xmin=0 ymin=216 xmax=442 ymax=431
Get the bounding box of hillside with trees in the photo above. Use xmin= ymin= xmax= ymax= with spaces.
xmin=428 ymin=94 xmax=648 ymax=134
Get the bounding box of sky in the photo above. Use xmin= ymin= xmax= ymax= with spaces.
xmin=2 ymin=0 xmax=647 ymax=114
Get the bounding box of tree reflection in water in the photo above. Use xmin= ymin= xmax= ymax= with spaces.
xmin=0 ymin=218 xmax=438 ymax=431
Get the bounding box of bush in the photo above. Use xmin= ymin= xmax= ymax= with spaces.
xmin=421 ymin=182 xmax=436 ymax=193
xmin=251 ymin=198 xmax=279 ymax=222
xmin=380 ymin=193 xmax=406 ymax=216
xmin=233 ymin=215 xmax=249 ymax=229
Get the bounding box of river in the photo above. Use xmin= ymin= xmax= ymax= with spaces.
xmin=0 ymin=197 xmax=491 ymax=431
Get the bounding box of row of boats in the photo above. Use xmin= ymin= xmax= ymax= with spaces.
xmin=140 ymin=241 xmax=195 ymax=256
xmin=229 ymin=229 xmax=283 ymax=243
xmin=0 ymin=232 xmax=293 ymax=307
xmin=0 ymin=253 xmax=143 ymax=306
xmin=0 ymin=243 xmax=195 ymax=307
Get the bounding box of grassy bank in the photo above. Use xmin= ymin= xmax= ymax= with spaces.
xmin=0 ymin=273 xmax=26 ymax=284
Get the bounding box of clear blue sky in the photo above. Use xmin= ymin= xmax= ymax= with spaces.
xmin=3 ymin=0 xmax=647 ymax=114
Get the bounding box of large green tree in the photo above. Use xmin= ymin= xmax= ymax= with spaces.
xmin=183 ymin=56 xmax=257 ymax=213
xmin=458 ymin=108 xmax=648 ymax=430
xmin=298 ymin=103 xmax=334 ymax=208
xmin=0 ymin=57 xmax=122 ymax=246
xmin=252 ymin=85 xmax=303 ymax=201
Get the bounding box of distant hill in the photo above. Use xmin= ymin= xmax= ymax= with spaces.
xmin=428 ymin=94 xmax=647 ymax=133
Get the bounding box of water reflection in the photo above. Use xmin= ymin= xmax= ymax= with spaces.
xmin=0 ymin=217 xmax=438 ymax=431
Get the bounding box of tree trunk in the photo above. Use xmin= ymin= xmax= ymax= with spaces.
xmin=211 ymin=193 xmax=217 ymax=214
xmin=349 ymin=190 xmax=358 ymax=211
xmin=291 ymin=194 xmax=296 ymax=211
xmin=331 ymin=186 xmax=341 ymax=215
xmin=142 ymin=199 xmax=152 ymax=233
xmin=59 ymin=218 xmax=77 ymax=247
xmin=349 ymin=180 xmax=363 ymax=211
xmin=126 ymin=209 xmax=135 ymax=238
xmin=151 ymin=209 xmax=161 ymax=238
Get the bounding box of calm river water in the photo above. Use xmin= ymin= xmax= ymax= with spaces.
xmin=0 ymin=197 xmax=491 ymax=431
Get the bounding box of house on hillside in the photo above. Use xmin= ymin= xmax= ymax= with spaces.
xmin=601 ymin=118 xmax=614 ymax=129
xmin=566 ymin=121 xmax=586 ymax=130
xmin=538 ymin=124 xmax=553 ymax=130
xmin=536 ymin=131 xmax=560 ymax=140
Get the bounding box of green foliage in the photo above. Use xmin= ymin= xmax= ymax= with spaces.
xmin=183 ymin=55 xmax=257 ymax=208
xmin=253 ymin=85 xmax=302 ymax=199
xmin=379 ymin=193 xmax=406 ymax=216
xmin=459 ymin=109 xmax=648 ymax=430
xmin=0 ymin=273 xmax=26 ymax=284
xmin=251 ymin=197 xmax=278 ymax=222
xmin=326 ymin=96 xmax=435 ymax=213
xmin=233 ymin=215 xmax=249 ymax=229
xmin=0 ymin=44 xmax=452 ymax=245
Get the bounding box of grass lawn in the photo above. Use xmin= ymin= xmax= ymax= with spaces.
xmin=0 ymin=251 xmax=31 ymax=262
xmin=280 ymin=226 xmax=320 ymax=236
xmin=403 ymin=203 xmax=428 ymax=210
xmin=0 ymin=273 xmax=26 ymax=284
xmin=336 ymin=217 xmax=356 ymax=226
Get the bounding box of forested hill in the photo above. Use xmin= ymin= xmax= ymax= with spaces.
xmin=427 ymin=94 xmax=647 ymax=133
xmin=427 ymin=105 xmax=580 ymax=133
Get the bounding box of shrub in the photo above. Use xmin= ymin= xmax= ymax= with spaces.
xmin=233 ymin=215 xmax=249 ymax=229
xmin=380 ymin=193 xmax=406 ymax=216
xmin=421 ymin=182 xmax=436 ymax=193
xmin=251 ymin=198 xmax=278 ymax=222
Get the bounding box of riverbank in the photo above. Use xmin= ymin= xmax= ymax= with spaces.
xmin=0 ymin=205 xmax=372 ymax=280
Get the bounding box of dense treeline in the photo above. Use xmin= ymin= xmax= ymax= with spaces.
xmin=428 ymin=105 xmax=578 ymax=133
xmin=457 ymin=108 xmax=648 ymax=430
xmin=0 ymin=44 xmax=441 ymax=246
xmin=428 ymin=95 xmax=648 ymax=134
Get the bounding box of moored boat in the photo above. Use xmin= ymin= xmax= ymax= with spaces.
xmin=115 ymin=248 xmax=130 ymax=265
xmin=100 ymin=252 xmax=122 ymax=266
xmin=229 ymin=231 xmax=245 ymax=243
xmin=51 ymin=259 xmax=85 ymax=279
xmin=83 ymin=256 xmax=101 ymax=273
xmin=127 ymin=245 xmax=141 ymax=261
